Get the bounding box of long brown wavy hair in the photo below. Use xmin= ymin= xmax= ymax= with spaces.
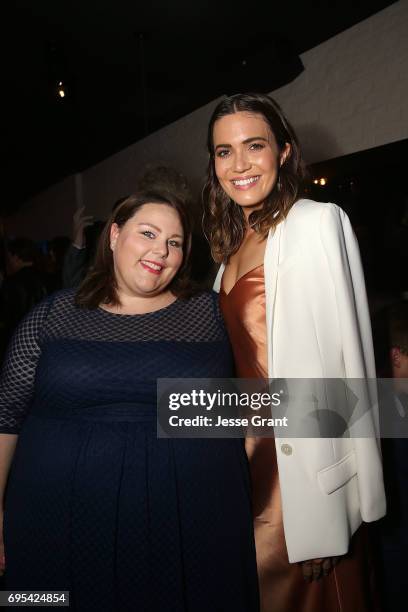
xmin=203 ymin=93 xmax=306 ymax=263
xmin=75 ymin=191 xmax=193 ymax=309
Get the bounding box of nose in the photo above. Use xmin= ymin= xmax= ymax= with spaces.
xmin=152 ymin=239 xmax=169 ymax=259
xmin=233 ymin=148 xmax=251 ymax=173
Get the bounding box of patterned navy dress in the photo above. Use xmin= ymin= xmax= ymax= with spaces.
xmin=0 ymin=290 xmax=259 ymax=612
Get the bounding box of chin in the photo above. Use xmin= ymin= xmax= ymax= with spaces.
xmin=234 ymin=197 xmax=265 ymax=210
xmin=225 ymin=190 xmax=265 ymax=207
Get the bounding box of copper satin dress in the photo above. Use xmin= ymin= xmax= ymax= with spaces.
xmin=219 ymin=264 xmax=380 ymax=612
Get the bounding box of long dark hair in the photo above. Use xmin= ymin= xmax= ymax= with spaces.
xmin=75 ymin=191 xmax=193 ymax=309
xmin=203 ymin=92 xmax=306 ymax=263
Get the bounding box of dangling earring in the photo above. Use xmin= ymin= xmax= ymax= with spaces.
xmin=277 ymin=152 xmax=287 ymax=192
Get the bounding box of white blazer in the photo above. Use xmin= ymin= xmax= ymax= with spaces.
xmin=213 ymin=199 xmax=386 ymax=563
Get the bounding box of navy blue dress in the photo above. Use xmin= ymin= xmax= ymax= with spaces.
xmin=0 ymin=290 xmax=259 ymax=611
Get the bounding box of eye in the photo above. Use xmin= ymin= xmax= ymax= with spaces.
xmin=168 ymin=240 xmax=182 ymax=249
xmin=216 ymin=149 xmax=230 ymax=158
xmin=249 ymin=142 xmax=265 ymax=151
xmin=141 ymin=230 xmax=155 ymax=239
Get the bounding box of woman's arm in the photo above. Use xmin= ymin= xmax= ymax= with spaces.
xmin=0 ymin=434 xmax=18 ymax=505
xmin=0 ymin=297 xmax=51 ymax=574
xmin=0 ymin=298 xmax=51 ymax=435
xmin=0 ymin=433 xmax=17 ymax=574
xmin=320 ymin=204 xmax=386 ymax=522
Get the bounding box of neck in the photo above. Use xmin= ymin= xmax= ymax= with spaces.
xmin=241 ymin=202 xmax=263 ymax=223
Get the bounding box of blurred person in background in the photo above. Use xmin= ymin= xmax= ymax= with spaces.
xmin=63 ymin=207 xmax=109 ymax=289
xmin=0 ymin=238 xmax=46 ymax=358
xmin=45 ymin=236 xmax=71 ymax=293
xmin=374 ymin=301 xmax=408 ymax=611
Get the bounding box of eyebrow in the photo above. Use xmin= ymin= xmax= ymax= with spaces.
xmin=137 ymin=222 xmax=183 ymax=238
xmin=215 ymin=136 xmax=269 ymax=150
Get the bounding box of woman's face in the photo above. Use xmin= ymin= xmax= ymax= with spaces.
xmin=110 ymin=203 xmax=184 ymax=299
xmin=213 ymin=111 xmax=290 ymax=212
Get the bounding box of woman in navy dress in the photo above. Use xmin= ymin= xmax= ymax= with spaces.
xmin=0 ymin=191 xmax=259 ymax=611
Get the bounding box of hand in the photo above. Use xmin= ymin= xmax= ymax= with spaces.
xmin=72 ymin=206 xmax=93 ymax=249
xmin=300 ymin=556 xmax=341 ymax=581
xmin=0 ymin=510 xmax=5 ymax=576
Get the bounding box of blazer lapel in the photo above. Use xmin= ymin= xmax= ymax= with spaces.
xmin=264 ymin=222 xmax=283 ymax=377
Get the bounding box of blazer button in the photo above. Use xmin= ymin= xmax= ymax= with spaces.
xmin=281 ymin=443 xmax=293 ymax=456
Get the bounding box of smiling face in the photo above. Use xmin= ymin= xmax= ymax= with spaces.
xmin=110 ymin=203 xmax=184 ymax=301
xmin=213 ymin=111 xmax=290 ymax=214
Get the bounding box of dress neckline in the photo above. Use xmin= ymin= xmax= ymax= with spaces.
xmin=220 ymin=264 xmax=264 ymax=297
xmin=97 ymin=297 xmax=179 ymax=318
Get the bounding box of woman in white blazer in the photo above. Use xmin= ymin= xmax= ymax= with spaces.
xmin=203 ymin=93 xmax=386 ymax=612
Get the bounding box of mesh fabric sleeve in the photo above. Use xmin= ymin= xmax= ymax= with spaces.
xmin=0 ymin=298 xmax=51 ymax=434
